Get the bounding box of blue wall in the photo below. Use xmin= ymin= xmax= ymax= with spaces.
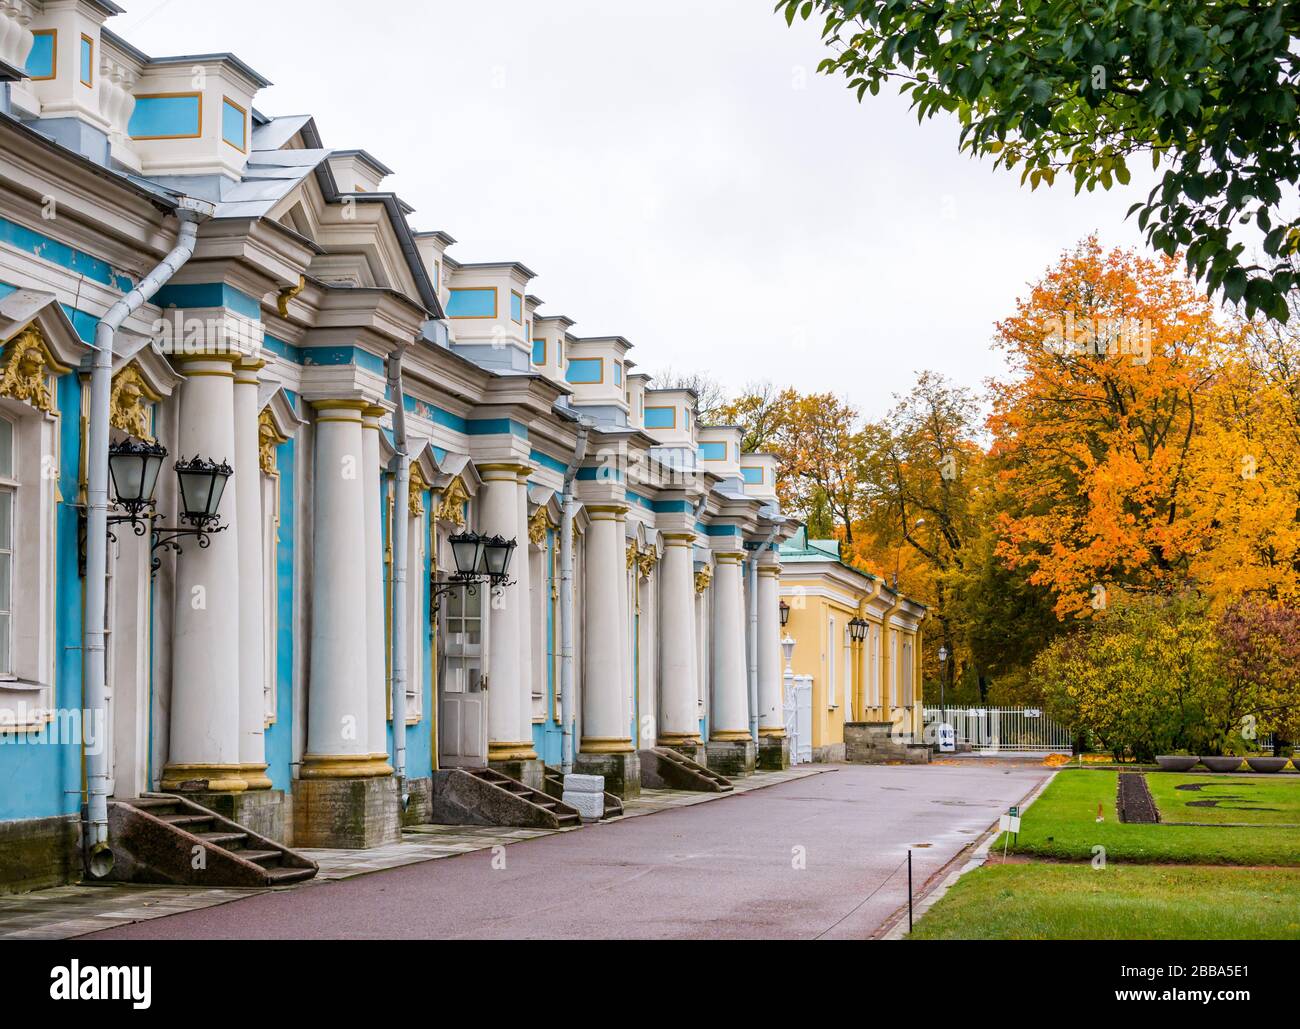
xmin=263 ymin=430 xmax=296 ymax=791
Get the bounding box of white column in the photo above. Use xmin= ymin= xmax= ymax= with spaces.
xmin=516 ymin=472 xmax=535 ymax=749
xmin=757 ymin=562 xmax=784 ymax=738
xmin=710 ymin=551 xmax=750 ymax=741
xmin=163 ymin=355 xmax=245 ymax=792
xmin=580 ymin=505 xmax=633 ymax=754
xmin=361 ymin=407 xmax=392 ymax=770
xmin=657 ymin=532 xmax=700 ymax=746
xmin=618 ymin=517 xmax=632 ymax=743
xmin=301 ymin=400 xmax=387 ymax=779
xmin=232 ymin=360 xmax=270 ymax=788
xmin=479 ymin=463 xmax=535 ymax=762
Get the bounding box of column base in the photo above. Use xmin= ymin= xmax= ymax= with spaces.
xmin=291 ymin=776 xmax=400 ymax=849
xmin=160 ymin=764 xmax=250 ymax=793
xmin=299 ymin=754 xmax=394 ymax=779
xmin=487 ymin=740 xmax=539 ymax=763
xmin=178 ymin=789 xmax=287 ymax=843
xmin=656 ymin=736 xmax=707 ymax=765
xmin=706 ymin=739 xmax=756 ymax=778
xmin=575 ymin=750 xmax=641 ymax=799
xmin=489 ymin=758 xmax=545 ymax=792
xmin=757 ymin=735 xmax=791 ymax=771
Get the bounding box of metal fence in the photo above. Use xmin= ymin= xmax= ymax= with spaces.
xmin=923 ymin=705 xmax=1073 ymax=754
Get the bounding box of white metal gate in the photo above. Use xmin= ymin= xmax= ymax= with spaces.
xmin=923 ymin=705 xmax=1072 ymax=754
xmin=784 ymin=674 xmax=812 ymax=765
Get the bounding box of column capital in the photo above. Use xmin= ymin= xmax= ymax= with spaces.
xmin=173 ymin=353 xmax=240 ymax=378
xmin=477 ymin=461 xmax=534 ymax=477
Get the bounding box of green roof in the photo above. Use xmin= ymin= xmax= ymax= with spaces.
xmin=779 ymin=526 xmax=849 ymax=565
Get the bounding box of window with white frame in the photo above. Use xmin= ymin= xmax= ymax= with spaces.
xmin=869 ymin=625 xmax=880 ymax=707
xmin=843 ymin=624 xmax=853 ymax=718
xmin=902 ymin=636 xmax=914 ymax=707
xmin=406 ymin=508 xmax=426 ymax=721
xmin=826 ymin=615 xmax=836 ymax=708
xmin=0 ymin=404 xmax=60 ymax=728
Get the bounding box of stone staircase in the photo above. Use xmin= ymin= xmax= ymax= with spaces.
xmin=431 ymin=768 xmax=582 ymax=829
xmin=104 ymin=795 xmax=318 ymax=888
xmin=542 ymin=765 xmax=624 ymax=819
xmin=639 ymin=747 xmax=736 ymax=792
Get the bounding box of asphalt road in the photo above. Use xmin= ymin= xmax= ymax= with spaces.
xmin=86 ymin=761 xmax=1049 ymax=940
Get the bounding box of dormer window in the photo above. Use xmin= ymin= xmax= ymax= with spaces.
xmin=510 ymin=291 xmax=524 ymax=324
xmin=532 ymin=339 xmax=546 ymax=365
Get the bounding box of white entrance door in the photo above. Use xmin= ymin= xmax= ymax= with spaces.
xmin=438 ymin=584 xmax=487 ymax=767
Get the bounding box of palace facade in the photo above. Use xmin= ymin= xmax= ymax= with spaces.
xmin=0 ymin=0 xmax=926 ymax=893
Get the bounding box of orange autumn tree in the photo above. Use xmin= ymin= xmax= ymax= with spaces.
xmin=988 ymin=237 xmax=1228 ymax=619
xmin=1186 ymin=303 xmax=1300 ymax=604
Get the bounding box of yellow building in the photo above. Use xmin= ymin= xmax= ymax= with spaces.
xmin=778 ymin=530 xmax=927 ymax=762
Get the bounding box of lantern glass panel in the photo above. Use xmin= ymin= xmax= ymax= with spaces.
xmin=450 ymin=533 xmax=482 ymax=577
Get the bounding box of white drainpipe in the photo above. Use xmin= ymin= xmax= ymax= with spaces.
xmin=387 ymin=347 xmax=410 ymax=805
xmin=747 ymin=521 xmax=783 ymax=745
xmin=559 ymin=419 xmax=591 ymax=773
xmin=84 ymin=198 xmax=213 ymax=876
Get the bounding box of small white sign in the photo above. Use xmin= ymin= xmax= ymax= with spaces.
xmin=999 ymin=814 xmax=1022 ymax=834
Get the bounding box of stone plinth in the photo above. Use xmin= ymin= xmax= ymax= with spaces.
xmin=292 ymin=776 xmax=400 ymax=849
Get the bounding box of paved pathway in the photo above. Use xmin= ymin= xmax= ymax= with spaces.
xmin=84 ymin=762 xmax=1049 ymax=940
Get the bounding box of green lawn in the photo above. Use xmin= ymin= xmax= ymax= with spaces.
xmin=995 ymin=769 xmax=1300 ymax=865
xmin=1146 ymin=773 xmax=1300 ymax=826
xmin=909 ymin=864 xmax=1300 ymax=940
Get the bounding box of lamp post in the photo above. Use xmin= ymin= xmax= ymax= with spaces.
xmin=938 ymin=645 xmax=949 ymax=721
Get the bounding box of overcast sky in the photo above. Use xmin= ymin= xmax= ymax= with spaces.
xmin=114 ymin=0 xmax=1158 ymax=418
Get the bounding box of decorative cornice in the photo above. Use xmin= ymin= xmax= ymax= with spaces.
xmin=258 ymin=409 xmax=289 ymax=475
xmin=0 ymin=325 xmax=69 ymax=416
xmin=409 ymin=462 xmax=431 ymax=518
xmin=109 ymin=363 xmax=161 ymax=442
xmin=435 ymin=475 xmax=469 ymax=529
xmin=276 ymin=275 xmax=306 ymax=318
xmin=637 ymin=548 xmax=658 ymax=579
xmin=528 ymin=504 xmax=552 ymax=547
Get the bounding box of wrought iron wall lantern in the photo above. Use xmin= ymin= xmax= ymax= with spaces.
xmin=430 ymin=531 xmax=518 ymax=617
xmin=150 ymin=455 xmax=233 ymax=574
xmin=779 ymin=599 xmax=791 ymax=627
xmin=79 ymin=440 xmax=232 ymax=578
xmin=848 ymin=616 xmax=870 ymax=643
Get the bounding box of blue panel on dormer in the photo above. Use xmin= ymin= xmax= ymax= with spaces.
xmin=79 ymin=36 xmax=92 ymax=85
xmin=510 ymin=291 xmax=523 ymax=323
xmin=129 ymin=94 xmax=202 ymax=139
xmin=26 ymin=32 xmax=55 ymax=78
xmin=532 ymin=339 xmax=546 ymax=365
xmin=741 ymin=466 xmax=764 ymax=485
xmin=644 ymin=406 xmax=675 ymax=429
xmin=700 ymin=441 xmax=728 ymax=461
xmin=222 ymin=98 xmax=246 ymax=150
xmin=566 ymin=358 xmax=603 ymax=384
xmin=447 ymin=288 xmax=496 ymax=318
